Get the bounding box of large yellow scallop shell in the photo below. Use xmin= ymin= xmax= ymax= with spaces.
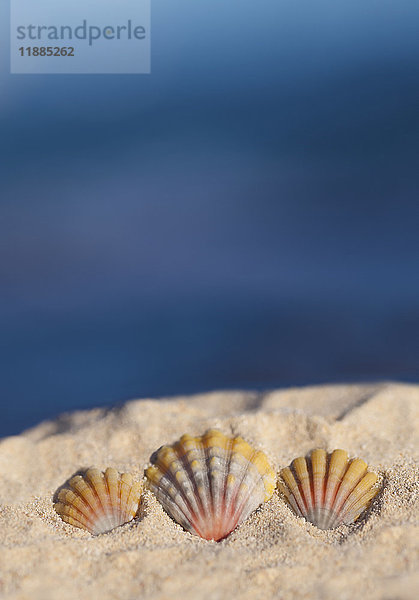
xmin=146 ymin=429 xmax=276 ymax=541
xmin=278 ymin=449 xmax=380 ymax=529
xmin=54 ymin=467 xmax=142 ymax=535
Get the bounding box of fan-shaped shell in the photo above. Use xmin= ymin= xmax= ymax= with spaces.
xmin=145 ymin=429 xmax=276 ymax=541
xmin=54 ymin=468 xmax=142 ymax=535
xmin=279 ymin=449 xmax=380 ymax=529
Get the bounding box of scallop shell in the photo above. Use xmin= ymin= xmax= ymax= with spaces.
xmin=145 ymin=429 xmax=276 ymax=541
xmin=54 ymin=467 xmax=142 ymax=535
xmin=279 ymin=449 xmax=380 ymax=529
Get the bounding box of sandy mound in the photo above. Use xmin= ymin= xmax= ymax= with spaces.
xmin=0 ymin=382 xmax=418 ymax=599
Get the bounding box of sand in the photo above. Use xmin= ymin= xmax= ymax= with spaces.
xmin=0 ymin=382 xmax=418 ymax=600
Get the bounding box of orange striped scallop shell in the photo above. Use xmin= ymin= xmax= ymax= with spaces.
xmin=146 ymin=429 xmax=276 ymax=541
xmin=279 ymin=449 xmax=379 ymax=529
xmin=54 ymin=468 xmax=141 ymax=535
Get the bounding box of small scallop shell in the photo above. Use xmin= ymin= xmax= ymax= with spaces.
xmin=54 ymin=467 xmax=142 ymax=535
xmin=279 ymin=449 xmax=380 ymax=529
xmin=145 ymin=429 xmax=276 ymax=541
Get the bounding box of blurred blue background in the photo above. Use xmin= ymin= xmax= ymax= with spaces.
xmin=1 ymin=1 xmax=419 ymax=437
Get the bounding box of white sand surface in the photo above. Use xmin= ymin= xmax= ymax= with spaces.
xmin=0 ymin=382 xmax=418 ymax=600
